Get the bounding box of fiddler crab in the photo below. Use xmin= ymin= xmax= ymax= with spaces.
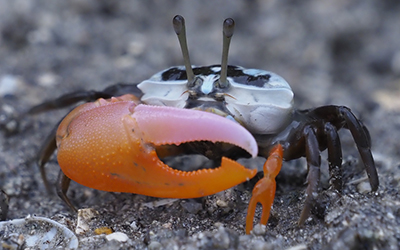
xmin=30 ymin=15 xmax=378 ymax=234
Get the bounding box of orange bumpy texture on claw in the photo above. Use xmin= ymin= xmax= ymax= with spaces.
xmin=56 ymin=94 xmax=257 ymax=199
xmin=246 ymin=144 xmax=283 ymax=234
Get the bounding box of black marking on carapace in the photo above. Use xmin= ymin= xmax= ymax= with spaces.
xmin=161 ymin=65 xmax=271 ymax=87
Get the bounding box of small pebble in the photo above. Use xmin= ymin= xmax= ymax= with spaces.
xmin=94 ymin=227 xmax=113 ymax=235
xmin=148 ymin=241 xmax=162 ymax=250
xmin=75 ymin=208 xmax=98 ymax=235
xmin=130 ymin=221 xmax=138 ymax=231
xmin=357 ymin=182 xmax=372 ymax=194
xmin=251 ymin=223 xmax=266 ymax=236
xmin=0 ymin=75 xmax=21 ymax=96
xmin=285 ymin=244 xmax=308 ymax=250
xmin=37 ymin=72 xmax=59 ymax=87
xmin=105 ymin=232 xmax=129 ymax=243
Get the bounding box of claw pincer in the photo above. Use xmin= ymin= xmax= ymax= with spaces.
xmin=246 ymin=144 xmax=283 ymax=234
xmin=56 ymin=94 xmax=258 ymax=199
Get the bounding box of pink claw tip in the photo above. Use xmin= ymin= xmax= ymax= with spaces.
xmin=132 ymin=104 xmax=258 ymax=157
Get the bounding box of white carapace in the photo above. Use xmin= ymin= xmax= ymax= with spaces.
xmin=138 ymin=65 xmax=294 ymax=135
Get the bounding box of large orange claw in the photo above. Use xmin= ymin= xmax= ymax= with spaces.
xmin=56 ymin=94 xmax=258 ymax=199
xmin=246 ymin=144 xmax=283 ymax=234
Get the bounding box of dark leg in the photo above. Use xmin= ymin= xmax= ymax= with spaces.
xmin=38 ymin=123 xmax=59 ymax=193
xmin=56 ymin=170 xmax=77 ymax=212
xmin=299 ymin=125 xmax=321 ymax=225
xmin=339 ymin=107 xmax=379 ymax=191
xmin=102 ymin=83 xmax=142 ymax=97
xmin=0 ymin=190 xmax=9 ymax=221
xmin=28 ymin=91 xmax=113 ymax=114
xmin=28 ymin=83 xmax=141 ymax=114
xmin=324 ymin=122 xmax=343 ymax=192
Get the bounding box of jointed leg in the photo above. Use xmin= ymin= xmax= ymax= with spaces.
xmin=28 ymin=91 xmax=112 ymax=114
xmin=246 ymin=144 xmax=283 ymax=234
xmin=38 ymin=123 xmax=59 ymax=193
xmin=324 ymin=123 xmax=343 ymax=192
xmin=56 ymin=170 xmax=77 ymax=212
xmin=339 ymin=107 xmax=378 ymax=191
xmin=299 ymin=126 xmax=321 ymax=225
xmin=29 ymin=83 xmax=141 ymax=114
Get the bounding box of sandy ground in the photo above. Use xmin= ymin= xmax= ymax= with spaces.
xmin=0 ymin=0 xmax=399 ymax=249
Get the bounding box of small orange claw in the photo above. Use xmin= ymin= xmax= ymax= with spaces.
xmin=246 ymin=144 xmax=283 ymax=234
